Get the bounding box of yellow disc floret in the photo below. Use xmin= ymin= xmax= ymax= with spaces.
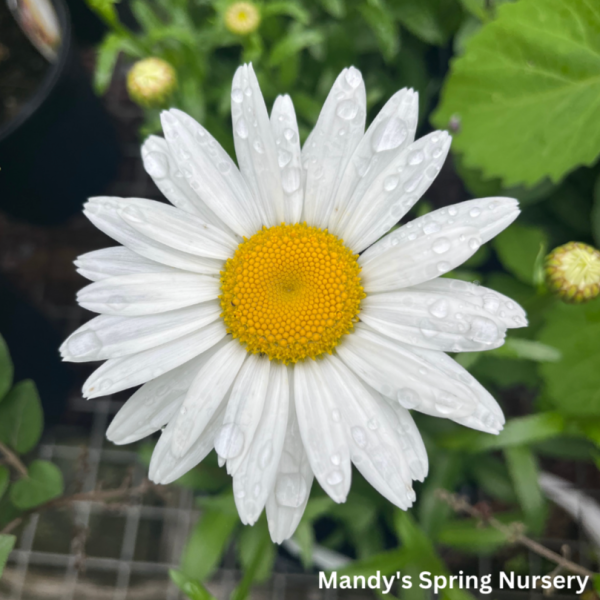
xmin=220 ymin=223 xmax=365 ymax=363
xmin=545 ymin=242 xmax=600 ymax=303
xmin=224 ymin=2 xmax=261 ymax=36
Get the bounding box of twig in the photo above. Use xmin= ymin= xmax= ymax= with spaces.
xmin=1 ymin=478 xmax=156 ymax=535
xmin=0 ymin=441 xmax=28 ymax=478
xmin=436 ymin=490 xmax=596 ymax=579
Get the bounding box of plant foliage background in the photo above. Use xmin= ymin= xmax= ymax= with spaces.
xmin=4 ymin=0 xmax=600 ymax=597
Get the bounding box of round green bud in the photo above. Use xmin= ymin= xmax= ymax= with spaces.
xmin=544 ymin=242 xmax=600 ymax=303
xmin=225 ymin=2 xmax=261 ymax=36
xmin=127 ymin=58 xmax=177 ymax=108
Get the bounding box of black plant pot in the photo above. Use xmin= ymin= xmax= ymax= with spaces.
xmin=0 ymin=0 xmax=120 ymax=225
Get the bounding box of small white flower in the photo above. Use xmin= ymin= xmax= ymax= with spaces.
xmin=62 ymin=64 xmax=526 ymax=543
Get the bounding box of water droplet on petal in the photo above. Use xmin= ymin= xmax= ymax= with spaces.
xmin=331 ymin=409 xmax=341 ymax=423
xmin=107 ymin=295 xmax=126 ymax=310
xmin=371 ymin=117 xmax=408 ymax=153
xmin=423 ymin=221 xmax=441 ymax=235
xmin=435 ymin=393 xmax=461 ymax=415
xmin=253 ymin=483 xmax=261 ymax=498
xmin=432 ymin=237 xmax=451 ymax=254
xmin=330 ymin=453 xmax=341 ymax=465
xmin=429 ymin=298 xmax=449 ymax=319
xmin=278 ymin=150 xmax=292 ymax=168
xmin=235 ymin=118 xmax=249 ymax=139
xmin=383 ymin=175 xmax=399 ymax=191
xmin=326 ymin=470 xmax=343 ymax=486
xmin=397 ymin=388 xmax=419 ymax=409
xmin=275 ymin=473 xmax=307 ymax=508
xmin=448 ymin=206 xmax=458 ymax=216
xmin=214 ymin=423 xmax=245 ymax=459
xmin=351 ymin=426 xmax=368 ymax=448
xmin=469 ymin=317 xmax=500 ymax=345
xmin=345 ymin=66 xmax=362 ymax=88
xmin=437 ymin=261 xmax=451 ymax=273
xmin=143 ymin=152 xmax=169 ymax=179
xmin=367 ymin=418 xmax=378 ymax=430
xmin=283 ymin=128 xmax=296 ymax=142
xmin=469 ymin=238 xmax=480 ymax=251
xmin=282 ymin=167 xmax=301 ymax=193
xmin=258 ymin=442 xmax=273 ymax=469
xmin=232 ymin=88 xmax=244 ymax=103
xmin=253 ymin=140 xmax=264 ymax=154
xmin=336 ymin=100 xmax=358 ymax=120
xmin=408 ymin=150 xmax=424 ymax=165
xmin=469 ymin=207 xmax=481 ymax=218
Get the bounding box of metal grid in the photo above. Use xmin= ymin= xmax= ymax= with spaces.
xmin=0 ymin=58 xmax=598 ymax=599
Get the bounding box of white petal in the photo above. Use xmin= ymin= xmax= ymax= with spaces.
xmin=294 ymin=360 xmax=352 ymax=503
xmin=233 ymin=362 xmax=289 ymax=525
xmin=216 ymin=354 xmax=270 ymax=474
xmin=149 ymin=400 xmax=227 ymax=485
xmin=360 ymin=198 xmax=520 ymax=286
xmin=318 ymin=355 xmax=415 ymax=508
xmin=301 ymin=67 xmax=366 ymax=228
xmin=161 ymin=109 xmax=262 ymax=238
xmin=84 ymin=197 xmax=222 ymax=275
xmin=336 ymin=131 xmax=452 ymax=253
xmin=83 ymin=320 xmax=227 ymax=398
xmin=106 ymin=339 xmax=228 ymax=444
xmin=61 ymin=301 xmax=221 ymax=362
xmin=76 ymin=272 xmax=220 ymax=316
xmin=142 ymin=135 xmax=234 ymax=233
xmin=232 ymin=64 xmax=284 ymax=226
xmin=328 ymin=89 xmax=419 ymax=238
xmin=75 ymin=247 xmax=180 ymax=282
xmin=119 ymin=200 xmax=240 ymax=260
xmin=335 ymin=324 xmax=481 ymax=421
xmin=266 ymin=387 xmax=314 ymax=544
xmin=360 ymin=289 xmax=508 ymax=352
xmin=407 ymin=345 xmax=504 ymax=434
xmin=413 ymin=278 xmax=528 ymax=329
xmin=270 ymin=95 xmax=303 ymax=224
xmin=170 ymin=340 xmax=247 ymax=458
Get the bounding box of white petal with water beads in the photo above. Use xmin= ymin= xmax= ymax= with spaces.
xmin=77 ymin=272 xmax=220 ymax=316
xmin=82 ymin=320 xmax=226 ymax=398
xmin=61 ymin=301 xmax=221 ymax=362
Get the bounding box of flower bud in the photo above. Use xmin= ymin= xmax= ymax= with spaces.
xmin=127 ymin=58 xmax=177 ymax=108
xmin=225 ymin=2 xmax=261 ymax=36
xmin=544 ymin=242 xmax=600 ymax=303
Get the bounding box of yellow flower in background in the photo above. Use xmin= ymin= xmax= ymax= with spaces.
xmin=545 ymin=242 xmax=600 ymax=303
xmin=127 ymin=57 xmax=177 ymax=108
xmin=225 ymin=2 xmax=261 ymax=36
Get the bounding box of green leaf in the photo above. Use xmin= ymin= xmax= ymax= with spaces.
xmin=592 ymin=173 xmax=600 ymax=248
xmin=490 ymin=338 xmax=561 ymax=362
xmin=10 ymin=460 xmax=63 ymax=510
xmin=359 ymin=2 xmax=400 ymax=62
xmin=504 ymin=445 xmax=546 ymax=533
xmin=493 ymin=223 xmax=548 ymax=284
xmin=181 ymin=502 xmax=238 ymax=581
xmin=0 ymin=534 xmax=16 ymax=578
xmin=393 ymin=0 xmax=463 ymax=46
xmin=438 ymin=519 xmax=509 ymax=554
xmin=0 ymin=335 xmax=13 ymax=402
xmin=293 ymin=520 xmax=314 ymax=568
xmin=269 ymin=28 xmax=325 ymax=66
xmin=262 ymin=1 xmax=311 ymax=25
xmin=0 ymin=380 xmax=43 ymax=454
xmin=237 ymin=521 xmax=275 ymax=585
xmin=169 ymin=570 xmax=217 ymax=600
xmin=433 ymin=0 xmax=600 ymax=186
xmin=94 ymin=33 xmax=124 ymax=94
xmin=539 ymin=300 xmax=600 ymax=416
xmin=319 ymin=0 xmax=346 ymax=18
xmin=130 ymin=0 xmax=163 ymax=32
xmin=469 ymin=456 xmax=516 ymax=503
xmin=0 ymin=466 xmax=9 ymax=501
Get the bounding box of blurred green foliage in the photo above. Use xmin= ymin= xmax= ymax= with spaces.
xmin=62 ymin=0 xmax=600 ymax=597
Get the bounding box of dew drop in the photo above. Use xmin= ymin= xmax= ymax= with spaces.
xmin=326 ymin=470 xmax=343 ymax=486
xmin=408 ymin=150 xmax=424 ymax=165
xmin=107 ymin=295 xmax=126 ymax=310
xmin=429 ymin=298 xmax=449 ymax=319
xmin=371 ymin=117 xmax=408 ymax=153
xmin=432 ymin=237 xmax=451 ymax=254
xmin=435 ymin=393 xmax=461 ymax=415
xmin=253 ymin=483 xmax=261 ymax=498
xmin=423 ymin=221 xmax=441 ymax=235
xmin=331 ymin=409 xmax=341 ymax=423
xmin=469 ymin=317 xmax=500 ymax=345
xmin=275 ymin=473 xmax=307 ymax=508
xmin=214 ymin=423 xmax=245 ymax=459
xmin=448 ymin=206 xmax=458 ymax=216
xmin=143 ymin=152 xmax=169 ymax=179
xmin=437 ymin=261 xmax=451 ymax=273
xmin=282 ymin=167 xmax=301 ymax=193
xmin=469 ymin=207 xmax=481 ymax=218
xmin=367 ymin=418 xmax=378 ymax=430
xmin=283 ymin=128 xmax=296 ymax=142
xmin=336 ymin=99 xmax=358 ymax=120
xmin=468 ymin=238 xmax=480 ymax=251
xmin=383 ymin=175 xmax=399 ymax=191
xmin=351 ymin=426 xmax=368 ymax=448
xmin=397 ymin=388 xmax=419 ymax=409
xmin=277 ymin=150 xmax=292 ymax=168
xmin=403 ymin=175 xmax=421 ymax=193
xmin=258 ymin=442 xmax=273 ymax=469
xmin=345 ymin=67 xmax=362 ymax=88
xmin=235 ymin=118 xmax=249 ymax=139
xmin=253 ymin=140 xmax=264 ymax=154
xmin=330 ymin=453 xmax=341 ymax=466
xmin=67 ymin=330 xmax=102 ymax=359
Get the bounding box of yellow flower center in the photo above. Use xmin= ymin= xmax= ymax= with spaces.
xmin=220 ymin=223 xmax=365 ymax=363
xmin=545 ymin=242 xmax=600 ymax=303
xmin=224 ymin=2 xmax=261 ymax=35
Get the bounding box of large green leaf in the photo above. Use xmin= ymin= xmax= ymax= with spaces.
xmin=0 ymin=335 xmax=13 ymax=402
xmin=10 ymin=460 xmax=64 ymax=510
xmin=433 ymin=0 xmax=600 ymax=186
xmin=0 ymin=534 xmax=16 ymax=578
xmin=359 ymin=2 xmax=400 ymax=62
xmin=0 ymin=466 xmax=9 ymax=501
xmin=539 ymin=300 xmax=600 ymax=416
xmin=392 ymin=0 xmax=463 ymax=46
xmin=0 ymin=380 xmax=43 ymax=454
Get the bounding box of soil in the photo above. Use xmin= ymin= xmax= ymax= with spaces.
xmin=0 ymin=1 xmax=50 ymax=129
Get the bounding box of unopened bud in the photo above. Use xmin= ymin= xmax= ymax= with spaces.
xmin=127 ymin=58 xmax=177 ymax=108
xmin=545 ymin=242 xmax=600 ymax=303
xmin=225 ymin=2 xmax=261 ymax=36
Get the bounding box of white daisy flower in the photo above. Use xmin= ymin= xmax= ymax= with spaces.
xmin=62 ymin=64 xmax=526 ymax=543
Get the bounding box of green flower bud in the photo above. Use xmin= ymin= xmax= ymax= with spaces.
xmin=544 ymin=242 xmax=600 ymax=303
xmin=127 ymin=58 xmax=177 ymax=108
xmin=225 ymin=2 xmax=261 ymax=36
